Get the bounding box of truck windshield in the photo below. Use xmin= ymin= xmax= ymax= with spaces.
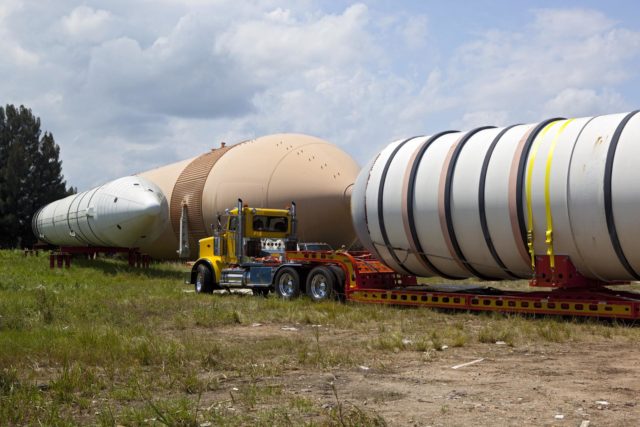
xmin=252 ymin=216 xmax=288 ymax=232
xmin=228 ymin=216 xmax=238 ymax=231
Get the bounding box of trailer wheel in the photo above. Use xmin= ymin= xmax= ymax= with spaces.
xmin=328 ymin=265 xmax=346 ymax=301
xmin=306 ymin=266 xmax=336 ymax=302
xmin=274 ymin=267 xmax=301 ymax=299
xmin=195 ymin=264 xmax=214 ymax=294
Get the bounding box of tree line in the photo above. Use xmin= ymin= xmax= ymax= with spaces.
xmin=0 ymin=104 xmax=74 ymax=248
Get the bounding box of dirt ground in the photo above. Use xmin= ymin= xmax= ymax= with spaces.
xmin=206 ymin=324 xmax=640 ymax=427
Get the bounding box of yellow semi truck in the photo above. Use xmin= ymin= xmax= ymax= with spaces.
xmin=188 ymin=199 xmax=345 ymax=301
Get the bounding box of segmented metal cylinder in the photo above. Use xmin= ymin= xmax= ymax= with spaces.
xmin=351 ymin=111 xmax=640 ymax=282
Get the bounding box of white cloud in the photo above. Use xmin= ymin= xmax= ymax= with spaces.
xmin=85 ymin=13 xmax=261 ymax=119
xmin=441 ymin=8 xmax=640 ymax=125
xmin=0 ymin=0 xmax=21 ymax=21
xmin=1 ymin=3 xmax=639 ymax=191
xmin=215 ymin=4 xmax=376 ymax=79
xmin=61 ymin=6 xmax=115 ymax=43
xmin=402 ymin=15 xmax=429 ymax=50
xmin=531 ymin=8 xmax=615 ymax=40
xmin=0 ymin=1 xmax=38 ymax=67
xmin=1 ymin=44 xmax=39 ymax=67
xmin=543 ymin=88 xmax=627 ymax=117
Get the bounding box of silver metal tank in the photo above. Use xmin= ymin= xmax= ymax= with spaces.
xmin=33 ymin=176 xmax=169 ymax=248
xmin=351 ymin=111 xmax=640 ymax=282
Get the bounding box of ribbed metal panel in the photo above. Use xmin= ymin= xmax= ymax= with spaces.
xmin=170 ymin=145 xmax=234 ymax=250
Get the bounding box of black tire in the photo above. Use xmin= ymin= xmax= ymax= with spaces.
xmin=252 ymin=288 xmax=269 ymax=297
xmin=273 ymin=267 xmax=301 ymax=299
xmin=306 ymin=266 xmax=336 ymax=302
xmin=328 ymin=265 xmax=346 ymax=301
xmin=195 ymin=264 xmax=214 ymax=294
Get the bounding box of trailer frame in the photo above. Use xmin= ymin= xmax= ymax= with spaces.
xmin=286 ymin=250 xmax=640 ymax=320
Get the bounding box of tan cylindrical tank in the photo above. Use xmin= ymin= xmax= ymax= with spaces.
xmin=138 ymin=133 xmax=359 ymax=258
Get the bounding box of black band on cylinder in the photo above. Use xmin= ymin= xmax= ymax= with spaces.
xmin=478 ymin=125 xmax=519 ymax=279
xmin=406 ymin=131 xmax=460 ymax=280
xmin=443 ymin=126 xmax=496 ymax=280
xmin=515 ymin=118 xmax=563 ymax=252
xmin=604 ymin=110 xmax=640 ymax=280
xmin=377 ymin=136 xmax=422 ymax=275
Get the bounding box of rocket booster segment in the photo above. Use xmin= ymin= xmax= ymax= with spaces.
xmin=33 ymin=133 xmax=360 ymax=259
xmin=351 ymin=111 xmax=640 ymax=283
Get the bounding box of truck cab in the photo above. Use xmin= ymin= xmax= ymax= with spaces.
xmin=190 ymin=199 xmax=299 ymax=296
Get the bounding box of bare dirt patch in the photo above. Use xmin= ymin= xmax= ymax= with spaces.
xmin=207 ymin=324 xmax=640 ymax=426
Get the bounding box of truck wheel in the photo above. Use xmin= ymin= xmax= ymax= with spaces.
xmin=328 ymin=265 xmax=346 ymax=301
xmin=306 ymin=266 xmax=335 ymax=302
xmin=274 ymin=267 xmax=301 ymax=299
xmin=195 ymin=264 xmax=214 ymax=294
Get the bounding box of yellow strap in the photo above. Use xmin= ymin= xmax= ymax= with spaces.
xmin=544 ymin=119 xmax=574 ymax=268
xmin=525 ymin=121 xmax=558 ymax=268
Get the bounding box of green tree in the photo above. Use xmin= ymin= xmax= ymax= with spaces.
xmin=0 ymin=104 xmax=73 ymax=248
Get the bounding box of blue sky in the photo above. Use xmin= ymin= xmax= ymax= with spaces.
xmin=2 ymin=0 xmax=639 ymax=190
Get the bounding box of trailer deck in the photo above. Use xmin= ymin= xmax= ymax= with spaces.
xmin=349 ymin=285 xmax=640 ymax=319
xmin=287 ymin=250 xmax=640 ymax=320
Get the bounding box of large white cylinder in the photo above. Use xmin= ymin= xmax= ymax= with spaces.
xmin=352 ymin=111 xmax=640 ymax=282
xmin=33 ymin=176 xmax=169 ymax=248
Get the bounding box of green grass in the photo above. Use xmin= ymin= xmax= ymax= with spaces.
xmin=1 ymin=249 xmax=639 ymax=425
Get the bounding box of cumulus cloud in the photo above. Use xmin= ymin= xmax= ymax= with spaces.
xmin=0 ymin=3 xmax=639 ymax=190
xmin=543 ymin=88 xmax=627 ymax=117
xmin=0 ymin=1 xmax=39 ymax=67
xmin=530 ymin=8 xmax=615 ymax=39
xmin=61 ymin=6 xmax=115 ymax=43
xmin=438 ymin=8 xmax=640 ymax=126
xmin=86 ymin=16 xmax=260 ymax=119
xmin=215 ymin=4 xmax=376 ymax=79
